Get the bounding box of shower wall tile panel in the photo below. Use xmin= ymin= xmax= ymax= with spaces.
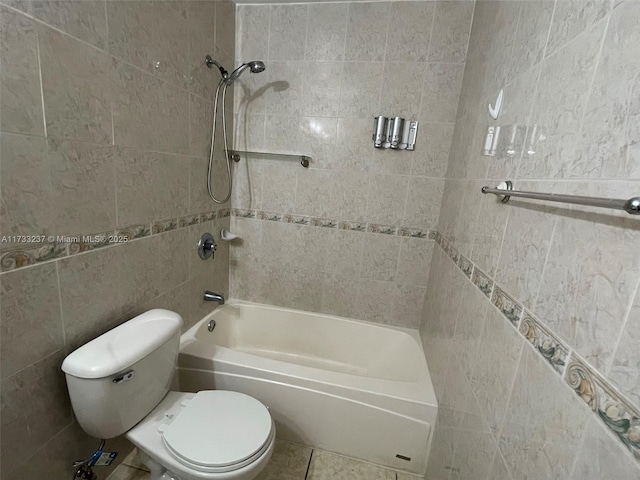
xmin=0 ymin=1 xmax=234 ymax=478
xmin=421 ymin=0 xmax=640 ymax=478
xmin=232 ymin=1 xmax=473 ymax=329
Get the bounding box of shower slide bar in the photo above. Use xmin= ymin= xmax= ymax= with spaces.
xmin=229 ymin=150 xmax=310 ymax=168
xmin=481 ymin=181 xmax=640 ymax=215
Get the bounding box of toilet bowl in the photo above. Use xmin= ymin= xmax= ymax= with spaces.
xmin=127 ymin=391 xmax=275 ymax=480
xmin=61 ymin=309 xmax=275 ymax=480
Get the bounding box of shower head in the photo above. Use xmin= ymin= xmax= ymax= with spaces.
xmin=226 ymin=61 xmax=266 ymax=84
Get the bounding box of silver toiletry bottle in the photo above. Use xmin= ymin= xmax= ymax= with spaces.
xmin=373 ymin=116 xmax=387 ymax=148
xmin=390 ymin=117 xmax=404 ymax=149
xmin=382 ymin=118 xmax=393 ymax=149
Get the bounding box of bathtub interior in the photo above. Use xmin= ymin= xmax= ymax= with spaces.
xmin=177 ymin=301 xmax=438 ymax=475
xmin=189 ymin=301 xmax=427 ymax=382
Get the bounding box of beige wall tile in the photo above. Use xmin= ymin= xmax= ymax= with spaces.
xmin=112 ymin=63 xmax=190 ymax=155
xmin=268 ymin=4 xmax=307 ymax=62
xmin=339 ymin=62 xmax=383 ymax=118
xmin=187 ymin=1 xmax=217 ymax=100
xmin=361 ymin=233 xmax=401 ymax=282
xmin=498 ymin=345 xmax=592 ymax=479
xmin=0 ymin=263 xmax=64 ymax=379
xmin=301 ymin=63 xmax=343 ymax=117
xmin=345 ymin=2 xmax=390 ymax=62
xmin=115 ymin=148 xmax=189 ymax=227
xmin=30 ymin=0 xmax=108 ymax=49
xmin=305 ymin=3 xmax=348 ymax=62
xmin=48 ymin=138 xmax=117 ymax=234
xmin=0 ymin=350 xmax=72 ymax=474
xmin=108 ymin=0 xmax=189 ymax=88
xmin=569 ymin=418 xmax=640 ymax=480
xmin=386 ymin=2 xmax=435 ymax=63
xmin=420 ymin=63 xmax=465 ymax=124
xmin=237 ymin=5 xmax=269 ymax=62
xmin=0 ymin=6 xmax=44 ymax=136
xmin=428 ymin=1 xmax=473 ymax=64
xmin=0 ymin=133 xmax=52 ymax=236
xmin=470 ymin=307 xmax=524 ymax=436
xmin=39 ymin=26 xmax=115 ymax=144
xmin=58 ymin=247 xmax=128 ymax=349
xmin=380 ymin=62 xmax=426 ymax=120
xmin=547 ymin=0 xmax=611 ymax=57
xmin=608 ymin=287 xmax=640 ymax=407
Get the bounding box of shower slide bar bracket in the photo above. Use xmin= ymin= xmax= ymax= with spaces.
xmin=229 ymin=150 xmax=310 ymax=168
xmin=481 ymin=180 xmax=640 ymax=215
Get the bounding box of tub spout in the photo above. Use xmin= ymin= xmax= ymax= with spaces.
xmin=204 ymin=291 xmax=225 ymax=305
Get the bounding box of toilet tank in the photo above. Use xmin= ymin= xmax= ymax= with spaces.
xmin=62 ymin=309 xmax=183 ymax=439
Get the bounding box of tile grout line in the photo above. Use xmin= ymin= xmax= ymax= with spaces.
xmin=304 ymin=449 xmax=314 ymax=480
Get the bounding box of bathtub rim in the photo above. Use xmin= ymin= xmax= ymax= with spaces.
xmin=179 ymin=299 xmax=437 ymax=410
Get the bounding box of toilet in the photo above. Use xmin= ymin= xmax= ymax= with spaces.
xmin=61 ymin=309 xmax=275 ymax=480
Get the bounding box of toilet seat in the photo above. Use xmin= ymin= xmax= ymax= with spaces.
xmin=160 ymin=391 xmax=274 ymax=474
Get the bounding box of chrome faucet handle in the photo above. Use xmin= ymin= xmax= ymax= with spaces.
xmin=198 ymin=232 xmax=217 ymax=260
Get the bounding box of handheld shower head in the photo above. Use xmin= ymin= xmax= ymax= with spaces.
xmin=226 ymin=61 xmax=266 ymax=84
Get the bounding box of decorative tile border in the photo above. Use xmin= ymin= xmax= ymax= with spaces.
xmin=491 ymin=286 xmax=523 ymax=326
xmin=458 ymin=254 xmax=473 ymax=278
xmin=435 ymin=232 xmax=640 ymax=464
xmin=232 ymin=209 xmax=437 ymax=241
xmin=519 ymin=310 xmax=570 ymax=374
xmin=472 ymin=267 xmax=494 ymax=298
xmin=566 ymin=354 xmax=640 ymax=461
xmin=311 ymin=217 xmax=338 ymax=229
xmin=0 ymin=208 xmax=228 ymax=273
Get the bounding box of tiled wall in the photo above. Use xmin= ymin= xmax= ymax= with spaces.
xmin=0 ymin=1 xmax=233 ymax=478
xmin=421 ymin=1 xmax=640 ymax=478
xmin=229 ymin=0 xmax=473 ymax=328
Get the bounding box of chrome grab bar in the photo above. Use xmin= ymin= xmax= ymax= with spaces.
xmin=481 ymin=181 xmax=640 ymax=215
xmin=229 ymin=150 xmax=310 ymax=168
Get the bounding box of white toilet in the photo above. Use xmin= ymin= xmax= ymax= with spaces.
xmin=61 ymin=309 xmax=275 ymax=480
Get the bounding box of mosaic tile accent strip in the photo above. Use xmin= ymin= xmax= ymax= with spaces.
xmin=340 ymin=221 xmax=367 ymax=232
xmin=117 ymin=224 xmax=150 ymax=241
xmin=491 ymin=285 xmax=523 ymax=326
xmin=153 ymin=218 xmax=178 ymax=234
xmin=68 ymin=231 xmax=113 ymax=254
xmin=444 ymin=241 xmax=459 ymax=263
xmin=179 ymin=214 xmax=200 ymax=227
xmin=519 ymin=310 xmax=570 ymax=374
xmin=200 ymin=211 xmax=217 ymax=222
xmin=0 ymin=242 xmax=67 ymax=271
xmin=397 ymin=227 xmax=429 ymax=238
xmin=282 ymin=214 xmax=310 ymax=225
xmin=0 ymin=208 xmax=226 ymax=272
xmin=367 ymin=224 xmax=396 ymax=235
xmin=457 ymin=254 xmax=473 ymax=278
xmin=311 ymin=217 xmax=338 ymax=228
xmin=565 ymin=354 xmax=640 ymax=461
xmin=472 ymin=266 xmax=494 ymax=298
xmin=231 ymin=209 xmax=439 ymax=240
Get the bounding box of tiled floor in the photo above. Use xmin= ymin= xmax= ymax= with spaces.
xmin=106 ymin=441 xmax=423 ymax=480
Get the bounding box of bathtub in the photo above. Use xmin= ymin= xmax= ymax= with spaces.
xmin=177 ymin=301 xmax=437 ymax=476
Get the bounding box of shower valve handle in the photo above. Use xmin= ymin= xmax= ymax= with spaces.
xmin=198 ymin=232 xmax=217 ymax=260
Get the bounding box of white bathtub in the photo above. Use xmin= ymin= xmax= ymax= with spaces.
xmin=177 ymin=301 xmax=437 ymax=476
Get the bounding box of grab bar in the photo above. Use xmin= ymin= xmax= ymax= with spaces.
xmin=229 ymin=150 xmax=310 ymax=168
xmin=481 ymin=181 xmax=640 ymax=215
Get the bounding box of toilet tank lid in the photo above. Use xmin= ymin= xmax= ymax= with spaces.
xmin=62 ymin=309 xmax=183 ymax=379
